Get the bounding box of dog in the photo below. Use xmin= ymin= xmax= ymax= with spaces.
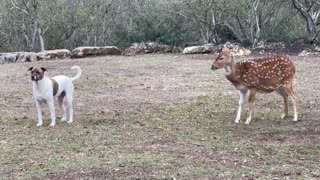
xmin=28 ymin=66 xmax=82 ymax=127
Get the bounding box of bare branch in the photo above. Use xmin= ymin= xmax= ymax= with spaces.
xmin=9 ymin=0 xmax=29 ymax=15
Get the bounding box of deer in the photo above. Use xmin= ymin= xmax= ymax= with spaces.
xmin=211 ymin=48 xmax=298 ymax=124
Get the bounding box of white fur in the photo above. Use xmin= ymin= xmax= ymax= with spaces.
xmin=235 ymin=90 xmax=247 ymax=124
xmin=224 ymin=65 xmax=232 ymax=76
xmin=32 ymin=66 xmax=82 ymax=127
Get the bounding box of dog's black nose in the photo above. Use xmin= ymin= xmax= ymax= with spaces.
xmin=31 ymin=76 xmax=37 ymax=81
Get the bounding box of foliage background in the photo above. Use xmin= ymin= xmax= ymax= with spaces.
xmin=1 ymin=0 xmax=318 ymax=52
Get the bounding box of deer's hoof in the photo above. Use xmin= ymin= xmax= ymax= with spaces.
xmin=281 ymin=114 xmax=289 ymax=119
xmin=245 ymin=118 xmax=251 ymax=125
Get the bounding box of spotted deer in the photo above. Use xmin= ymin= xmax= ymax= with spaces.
xmin=211 ymin=48 xmax=298 ymax=124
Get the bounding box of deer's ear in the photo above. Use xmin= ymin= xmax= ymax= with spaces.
xmin=40 ymin=67 xmax=47 ymax=72
xmin=28 ymin=67 xmax=33 ymax=71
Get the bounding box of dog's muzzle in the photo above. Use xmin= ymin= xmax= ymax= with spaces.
xmin=31 ymin=75 xmax=38 ymax=81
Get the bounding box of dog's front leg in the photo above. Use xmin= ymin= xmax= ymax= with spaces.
xmin=48 ymin=100 xmax=56 ymax=127
xmin=35 ymin=100 xmax=43 ymax=127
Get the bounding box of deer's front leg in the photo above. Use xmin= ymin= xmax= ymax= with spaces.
xmin=245 ymin=89 xmax=256 ymax=125
xmin=235 ymin=90 xmax=247 ymax=124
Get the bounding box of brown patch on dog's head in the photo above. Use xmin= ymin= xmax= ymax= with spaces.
xmin=28 ymin=67 xmax=47 ymax=81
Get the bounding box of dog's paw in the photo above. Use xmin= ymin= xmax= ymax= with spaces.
xmin=36 ymin=123 xmax=43 ymax=127
xmin=49 ymin=123 xmax=56 ymax=127
xmin=67 ymin=120 xmax=73 ymax=124
xmin=61 ymin=117 xmax=67 ymax=121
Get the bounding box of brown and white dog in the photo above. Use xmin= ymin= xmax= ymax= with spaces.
xmin=28 ymin=66 xmax=82 ymax=127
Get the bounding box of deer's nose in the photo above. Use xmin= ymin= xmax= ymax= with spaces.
xmin=211 ymin=65 xmax=218 ymax=70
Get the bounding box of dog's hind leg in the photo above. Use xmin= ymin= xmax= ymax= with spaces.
xmin=58 ymin=92 xmax=67 ymax=121
xmin=36 ymin=100 xmax=43 ymax=127
xmin=48 ymin=99 xmax=56 ymax=127
xmin=66 ymin=92 xmax=74 ymax=124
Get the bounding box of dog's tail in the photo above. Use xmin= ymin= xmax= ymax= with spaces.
xmin=70 ymin=66 xmax=82 ymax=81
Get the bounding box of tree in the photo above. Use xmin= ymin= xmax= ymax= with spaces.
xmin=292 ymin=0 xmax=320 ymax=43
xmin=9 ymin=0 xmax=47 ymax=51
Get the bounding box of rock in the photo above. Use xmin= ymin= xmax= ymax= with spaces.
xmin=313 ymin=46 xmax=320 ymax=52
xmin=298 ymin=49 xmax=319 ymax=56
xmin=182 ymin=42 xmax=251 ymax=56
xmin=298 ymin=50 xmax=311 ymax=56
xmin=223 ymin=42 xmax=252 ymax=56
xmin=265 ymin=42 xmax=285 ymax=49
xmin=123 ymin=42 xmax=176 ymax=56
xmin=0 ymin=53 xmax=18 ymax=64
xmin=36 ymin=49 xmax=71 ymax=60
xmin=0 ymin=52 xmax=42 ymax=64
xmin=172 ymin=46 xmax=183 ymax=53
xmin=256 ymin=41 xmax=266 ymax=48
xmin=183 ymin=41 xmax=202 ymax=47
xmin=16 ymin=52 xmax=38 ymax=63
xmin=71 ymin=46 xmax=121 ymax=58
xmin=182 ymin=44 xmax=221 ymax=54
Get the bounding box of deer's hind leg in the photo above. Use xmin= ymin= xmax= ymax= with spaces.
xmin=283 ymin=83 xmax=298 ymax=121
xmin=276 ymin=87 xmax=289 ymax=119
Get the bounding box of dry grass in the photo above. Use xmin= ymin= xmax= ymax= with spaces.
xmin=0 ymin=54 xmax=320 ymax=179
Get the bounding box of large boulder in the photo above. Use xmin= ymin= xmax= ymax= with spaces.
xmin=123 ymin=42 xmax=179 ymax=56
xmin=182 ymin=44 xmax=221 ymax=54
xmin=0 ymin=53 xmax=18 ymax=64
xmin=0 ymin=49 xmax=74 ymax=64
xmin=182 ymin=42 xmax=252 ymax=56
xmin=36 ymin=49 xmax=71 ymax=60
xmin=0 ymin=52 xmax=42 ymax=64
xmin=223 ymin=42 xmax=252 ymax=56
xmin=16 ymin=52 xmax=39 ymax=63
xmin=71 ymin=46 xmax=121 ymax=58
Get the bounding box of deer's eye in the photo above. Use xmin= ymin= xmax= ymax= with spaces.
xmin=219 ymin=57 xmax=224 ymax=61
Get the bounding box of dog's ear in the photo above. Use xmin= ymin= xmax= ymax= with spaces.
xmin=40 ymin=67 xmax=47 ymax=72
xmin=28 ymin=67 xmax=33 ymax=71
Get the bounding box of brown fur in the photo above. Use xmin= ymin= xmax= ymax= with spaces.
xmin=50 ymin=78 xmax=59 ymax=96
xmin=229 ymin=55 xmax=295 ymax=92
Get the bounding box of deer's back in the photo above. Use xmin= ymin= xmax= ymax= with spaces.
xmin=236 ymin=55 xmax=295 ymax=92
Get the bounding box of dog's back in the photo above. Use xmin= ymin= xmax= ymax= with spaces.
xmin=52 ymin=75 xmax=73 ymax=97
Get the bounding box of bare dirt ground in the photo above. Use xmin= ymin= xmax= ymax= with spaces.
xmin=1 ymin=54 xmax=320 ymax=179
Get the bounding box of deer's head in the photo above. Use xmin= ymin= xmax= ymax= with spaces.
xmin=211 ymin=48 xmax=233 ymax=70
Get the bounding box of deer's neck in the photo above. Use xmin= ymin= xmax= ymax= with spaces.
xmin=224 ymin=61 xmax=239 ymax=82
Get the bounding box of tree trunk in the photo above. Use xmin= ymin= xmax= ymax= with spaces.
xmin=250 ymin=0 xmax=260 ymax=47
xmin=31 ymin=22 xmax=38 ymax=51
xmin=292 ymin=0 xmax=320 ymax=43
xmin=38 ymin=26 xmax=45 ymax=51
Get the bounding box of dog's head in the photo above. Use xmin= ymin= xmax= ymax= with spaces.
xmin=28 ymin=67 xmax=47 ymax=81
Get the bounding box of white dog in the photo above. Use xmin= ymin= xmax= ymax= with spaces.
xmin=28 ymin=66 xmax=82 ymax=127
